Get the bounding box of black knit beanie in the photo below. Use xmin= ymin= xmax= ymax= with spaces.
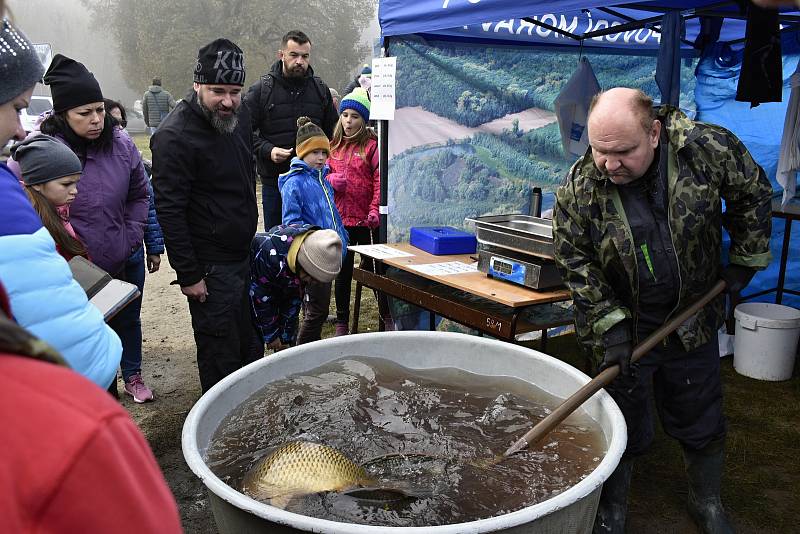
xmin=194 ymin=38 xmax=245 ymax=86
xmin=43 ymin=54 xmax=103 ymax=113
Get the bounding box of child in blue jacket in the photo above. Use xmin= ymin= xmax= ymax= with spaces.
xmin=278 ymin=117 xmax=348 ymax=344
xmin=250 ymin=224 xmax=342 ymax=352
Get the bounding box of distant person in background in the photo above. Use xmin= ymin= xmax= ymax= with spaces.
xmin=343 ymin=64 xmax=372 ymax=97
xmin=151 ymin=38 xmax=259 ymax=393
xmin=12 ymin=135 xmax=87 ymax=262
xmin=0 ymin=16 xmax=121 ymax=390
xmin=105 ymin=98 xmax=128 ymax=130
xmin=244 ymin=29 xmax=338 ymax=231
xmin=22 ymin=54 xmax=152 ymax=402
xmin=106 ymin=98 xmax=165 ymax=274
xmin=142 ymin=77 xmax=175 ymax=134
xmin=329 ymin=88 xmax=341 ymax=113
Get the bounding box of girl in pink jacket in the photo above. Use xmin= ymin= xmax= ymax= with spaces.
xmin=326 ymin=89 xmax=384 ymax=336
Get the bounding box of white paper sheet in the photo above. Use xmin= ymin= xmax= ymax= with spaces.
xmin=407 ymin=262 xmax=478 ymax=276
xmin=348 ymin=244 xmax=415 ymax=259
xmin=370 ymin=57 xmax=397 ymax=120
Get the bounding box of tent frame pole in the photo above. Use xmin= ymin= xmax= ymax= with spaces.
xmin=378 ymin=37 xmax=390 ymax=245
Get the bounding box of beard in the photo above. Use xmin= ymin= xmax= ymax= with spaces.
xmin=282 ymin=61 xmax=307 ymax=79
xmin=198 ymin=97 xmax=239 ymax=134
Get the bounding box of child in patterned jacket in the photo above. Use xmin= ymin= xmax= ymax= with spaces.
xmin=250 ymin=224 xmax=342 ymax=352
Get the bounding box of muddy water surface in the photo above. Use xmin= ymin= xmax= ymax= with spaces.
xmin=206 ymin=356 xmax=606 ymax=526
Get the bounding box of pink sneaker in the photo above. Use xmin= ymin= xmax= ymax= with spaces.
xmin=124 ymin=374 xmax=154 ymax=403
xmin=334 ymin=321 xmax=349 ymax=337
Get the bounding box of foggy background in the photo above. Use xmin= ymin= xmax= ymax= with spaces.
xmin=9 ymin=0 xmax=380 ymax=108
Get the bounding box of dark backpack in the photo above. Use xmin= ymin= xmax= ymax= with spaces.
xmin=257 ymin=73 xmax=332 ymax=120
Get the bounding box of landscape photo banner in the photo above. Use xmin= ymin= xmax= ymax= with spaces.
xmin=385 ymin=37 xmax=577 ymax=243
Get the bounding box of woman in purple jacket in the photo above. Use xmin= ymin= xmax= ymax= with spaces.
xmin=22 ymin=55 xmax=151 ymax=402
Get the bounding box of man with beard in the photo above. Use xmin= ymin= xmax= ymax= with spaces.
xmin=244 ymin=30 xmax=338 ymax=230
xmin=151 ymin=38 xmax=259 ymax=392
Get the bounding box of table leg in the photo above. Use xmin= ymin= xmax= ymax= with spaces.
xmin=429 ymin=312 xmax=436 ymax=331
xmin=776 ymin=218 xmax=792 ymax=305
xmin=351 ymin=280 xmax=363 ymax=334
xmin=541 ymin=328 xmax=548 ymax=351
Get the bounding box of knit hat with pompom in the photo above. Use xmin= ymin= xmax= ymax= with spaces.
xmin=295 ymin=116 xmax=330 ymax=159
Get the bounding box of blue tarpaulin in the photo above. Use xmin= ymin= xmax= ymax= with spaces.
xmin=378 ymin=0 xmax=800 ymax=309
xmin=379 ymin=1 xmax=800 ymax=53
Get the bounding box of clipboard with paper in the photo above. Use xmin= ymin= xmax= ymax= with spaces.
xmin=68 ymin=256 xmax=141 ymax=321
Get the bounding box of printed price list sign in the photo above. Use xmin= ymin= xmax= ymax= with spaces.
xmin=370 ymin=57 xmax=397 ymax=120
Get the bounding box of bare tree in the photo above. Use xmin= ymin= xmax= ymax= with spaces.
xmin=83 ymin=0 xmax=375 ymax=97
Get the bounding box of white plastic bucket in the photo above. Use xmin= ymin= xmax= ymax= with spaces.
xmin=733 ymin=303 xmax=800 ymax=381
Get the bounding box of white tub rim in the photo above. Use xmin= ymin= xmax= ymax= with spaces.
xmin=182 ymin=331 xmax=627 ymax=534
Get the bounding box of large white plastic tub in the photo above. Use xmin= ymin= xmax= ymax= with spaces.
xmin=734 ymin=302 xmax=800 ymax=381
xmin=182 ymin=331 xmax=627 ymax=534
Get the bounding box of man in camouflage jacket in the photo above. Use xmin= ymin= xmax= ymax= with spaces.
xmin=553 ymin=88 xmax=771 ymax=534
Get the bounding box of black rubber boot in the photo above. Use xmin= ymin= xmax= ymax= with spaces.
xmin=682 ymin=439 xmax=735 ymax=534
xmin=593 ymin=457 xmax=634 ymax=534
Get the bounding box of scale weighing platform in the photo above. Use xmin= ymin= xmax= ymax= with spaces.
xmin=466 ymin=214 xmax=564 ymax=290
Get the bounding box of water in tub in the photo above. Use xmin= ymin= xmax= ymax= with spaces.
xmin=205 ymin=356 xmax=607 ymax=526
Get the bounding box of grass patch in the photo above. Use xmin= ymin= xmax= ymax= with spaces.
xmin=133 ymin=133 xmax=151 ymax=161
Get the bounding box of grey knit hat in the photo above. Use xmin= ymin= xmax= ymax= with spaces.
xmin=296 ymin=229 xmax=342 ymax=283
xmin=0 ymin=18 xmax=45 ymax=105
xmin=11 ymin=135 xmax=82 ymax=186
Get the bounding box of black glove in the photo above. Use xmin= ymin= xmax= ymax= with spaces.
xmin=600 ymin=320 xmax=633 ymax=376
xmin=720 ymin=264 xmax=756 ymax=294
xmin=601 ymin=340 xmax=633 ymax=376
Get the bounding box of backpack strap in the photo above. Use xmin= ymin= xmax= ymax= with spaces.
xmin=312 ymin=76 xmax=331 ymax=108
xmin=259 ymin=74 xmax=274 ymax=117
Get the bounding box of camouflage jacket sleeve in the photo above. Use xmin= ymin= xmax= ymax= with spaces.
xmin=553 ymin=168 xmax=631 ymax=347
xmin=718 ymin=132 xmax=773 ymax=269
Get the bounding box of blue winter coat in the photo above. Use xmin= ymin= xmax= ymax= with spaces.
xmin=250 ymin=224 xmax=316 ymax=345
xmin=0 ymin=163 xmax=121 ymax=388
xmin=142 ymin=164 xmax=164 ymax=256
xmin=278 ymin=157 xmax=348 ymax=258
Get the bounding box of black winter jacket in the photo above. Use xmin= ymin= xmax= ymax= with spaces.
xmin=243 ymin=61 xmax=338 ymax=183
xmin=150 ymin=90 xmax=258 ymax=286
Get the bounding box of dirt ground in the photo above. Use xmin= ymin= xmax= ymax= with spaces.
xmin=127 ymin=256 xmax=798 ymax=533
xmin=120 ymin=260 xmax=215 ymax=533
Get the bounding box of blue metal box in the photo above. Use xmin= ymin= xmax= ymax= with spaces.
xmin=409 ymin=226 xmax=477 ymax=255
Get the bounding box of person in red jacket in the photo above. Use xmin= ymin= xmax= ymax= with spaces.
xmin=0 ymin=280 xmax=183 ymax=533
xmin=326 ymin=89 xmax=387 ymax=336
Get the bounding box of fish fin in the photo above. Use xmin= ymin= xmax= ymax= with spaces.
xmin=269 ymin=494 xmax=293 ymax=509
xmin=341 ymin=485 xmax=423 ymax=503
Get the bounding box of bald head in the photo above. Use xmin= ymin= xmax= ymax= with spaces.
xmin=587 ymin=88 xmax=660 ymax=184
xmin=590 ymin=88 xmax=656 ymax=133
